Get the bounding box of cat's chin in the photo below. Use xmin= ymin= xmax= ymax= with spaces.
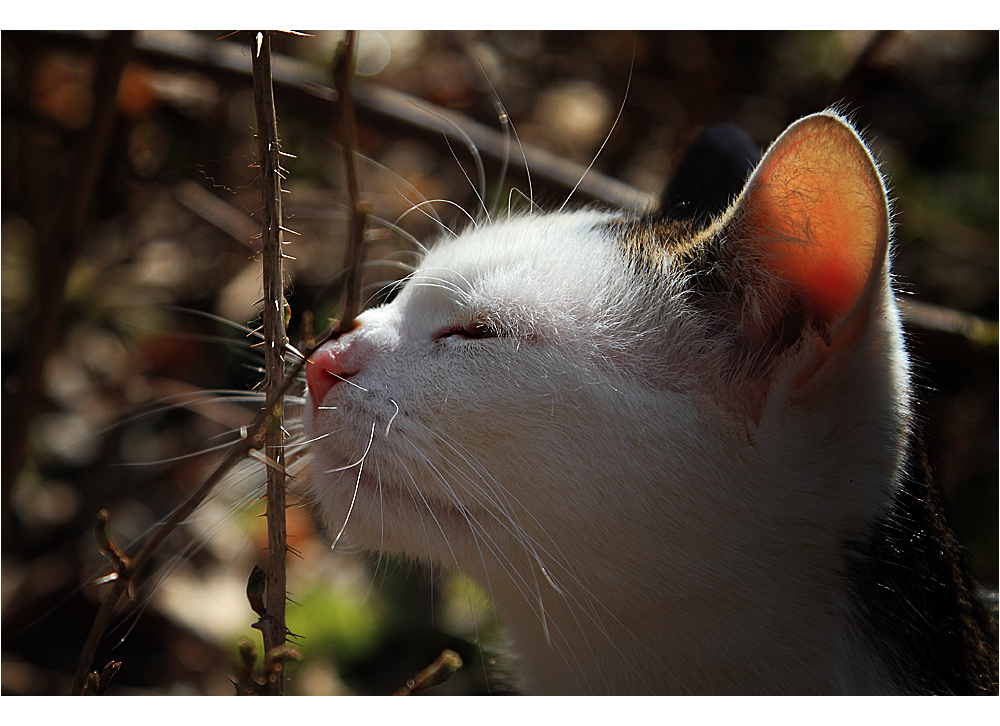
xmin=311 ymin=454 xmax=489 ymax=561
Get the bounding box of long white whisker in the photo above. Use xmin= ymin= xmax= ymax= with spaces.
xmin=360 ymin=461 xmax=387 ymax=603
xmin=395 ymin=197 xmax=479 ymax=233
xmin=416 ymin=102 xmax=491 ymax=224
xmin=558 ymin=37 xmax=635 ymax=213
xmin=472 ymin=55 xmax=535 ymax=215
xmin=441 ymin=132 xmax=492 ymax=225
xmin=330 ymin=422 xmax=376 ymax=549
xmin=324 ymin=422 xmax=377 ymax=474
xmin=369 ymin=213 xmax=429 ymax=254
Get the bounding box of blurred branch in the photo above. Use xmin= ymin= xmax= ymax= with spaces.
xmin=332 ymin=31 xmax=370 ymax=335
xmin=73 ymin=32 xmax=998 ymax=346
xmin=393 ymin=649 xmax=463 ymax=696
xmin=3 ymin=30 xmax=133 ymax=543
xmin=898 ymin=298 xmax=998 ymax=347
xmin=349 ymin=81 xmax=656 ymax=211
xmin=33 ymin=30 xmax=655 ymax=211
xmin=251 ymin=30 xmax=290 ymax=696
xmin=173 ymin=180 xmax=262 ymax=252
xmin=234 ymin=637 xmax=258 ymax=695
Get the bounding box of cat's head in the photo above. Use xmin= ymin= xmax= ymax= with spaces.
xmin=304 ymin=111 xmax=909 ymax=629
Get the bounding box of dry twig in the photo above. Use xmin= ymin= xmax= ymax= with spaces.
xmin=251 ymin=29 xmax=290 ymax=695
xmin=393 ymin=649 xmax=464 ymax=695
xmin=332 ymin=31 xmax=370 ymax=334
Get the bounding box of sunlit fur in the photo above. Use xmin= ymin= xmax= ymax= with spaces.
xmin=306 ymin=114 xmax=914 ymax=694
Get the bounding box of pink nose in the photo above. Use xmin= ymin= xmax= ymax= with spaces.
xmin=306 ymin=345 xmax=360 ymax=408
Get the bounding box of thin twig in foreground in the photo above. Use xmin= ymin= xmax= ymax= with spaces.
xmin=251 ymin=30 xmax=290 ymax=696
xmin=333 ymin=31 xmax=370 ymax=335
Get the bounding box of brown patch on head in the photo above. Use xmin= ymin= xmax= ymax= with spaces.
xmin=604 ymin=214 xmax=705 ymax=274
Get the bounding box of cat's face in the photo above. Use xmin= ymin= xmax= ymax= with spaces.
xmin=305 ymin=210 xmax=705 ymax=569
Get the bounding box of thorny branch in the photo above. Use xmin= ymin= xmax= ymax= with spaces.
xmin=252 ymin=30 xmax=290 ymax=696
xmin=69 ymin=30 xmax=382 ymax=698
xmin=70 ymin=32 xmax=313 ymax=686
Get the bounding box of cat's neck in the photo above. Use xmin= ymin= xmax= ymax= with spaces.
xmin=465 ymin=308 xmax=911 ymax=694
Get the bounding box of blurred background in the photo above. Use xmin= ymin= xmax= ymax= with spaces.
xmin=2 ymin=30 xmax=996 ymax=695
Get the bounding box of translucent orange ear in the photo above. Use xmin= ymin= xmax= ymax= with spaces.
xmin=735 ymin=112 xmax=889 ymax=348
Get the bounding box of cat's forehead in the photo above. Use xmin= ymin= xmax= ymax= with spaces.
xmin=424 ymin=212 xmax=614 ymax=274
xmin=409 ymin=211 xmax=624 ymax=301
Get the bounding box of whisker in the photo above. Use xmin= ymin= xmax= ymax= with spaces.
xmin=417 ymin=103 xmax=491 ymax=225
xmin=397 ymin=456 xmax=494 ymax=690
xmin=473 ymin=55 xmax=535 ymax=215
xmin=395 ymin=196 xmax=479 ymax=234
xmin=441 ymin=132 xmax=492 ymax=225
xmin=369 ymin=213 xmax=430 ymax=254
xmin=330 ymin=422 xmax=377 ymax=549
xmin=558 ymin=36 xmax=635 ymax=213
xmin=385 ymin=399 xmax=400 ymax=437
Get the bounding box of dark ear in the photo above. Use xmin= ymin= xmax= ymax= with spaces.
xmin=662 ymin=124 xmax=761 ymax=225
xmin=706 ymin=112 xmax=890 ymax=390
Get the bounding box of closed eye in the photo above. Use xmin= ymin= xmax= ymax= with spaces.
xmin=437 ymin=320 xmax=500 ymax=341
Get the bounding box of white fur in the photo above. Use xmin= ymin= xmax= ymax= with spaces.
xmin=307 ymin=168 xmax=911 ymax=692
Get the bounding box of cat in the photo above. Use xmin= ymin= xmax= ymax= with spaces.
xmin=304 ymin=110 xmax=998 ymax=695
